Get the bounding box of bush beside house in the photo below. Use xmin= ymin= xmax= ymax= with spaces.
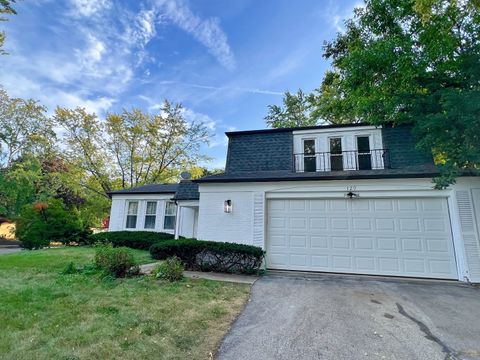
xmin=150 ymin=239 xmax=265 ymax=274
xmin=16 ymin=199 xmax=90 ymax=249
xmin=85 ymin=231 xmax=174 ymax=250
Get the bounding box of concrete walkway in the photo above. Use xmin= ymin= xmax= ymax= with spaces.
xmin=0 ymin=247 xmax=22 ymax=255
xmin=139 ymin=262 xmax=259 ymax=284
xmin=217 ymin=274 xmax=480 ymax=360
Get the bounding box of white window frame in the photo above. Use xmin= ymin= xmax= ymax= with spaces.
xmin=143 ymin=201 xmax=158 ymax=230
xmin=125 ymin=201 xmax=139 ymax=229
xmin=302 ymin=138 xmax=317 ymax=172
xmin=163 ymin=201 xmax=176 ymax=231
xmin=327 ymin=136 xmax=344 ymax=171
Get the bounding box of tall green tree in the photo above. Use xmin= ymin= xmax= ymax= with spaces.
xmin=0 ymin=0 xmax=17 ymax=55
xmin=0 ymin=88 xmax=54 ymax=168
xmin=266 ymin=0 xmax=479 ymax=187
xmin=54 ymin=102 xmax=211 ymax=196
xmin=313 ymin=0 xmax=480 ymax=187
xmin=265 ymin=90 xmax=318 ymax=128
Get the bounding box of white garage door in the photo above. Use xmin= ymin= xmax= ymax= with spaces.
xmin=267 ymin=198 xmax=458 ymax=279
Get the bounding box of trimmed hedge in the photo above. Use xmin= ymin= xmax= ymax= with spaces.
xmin=149 ymin=239 xmax=265 ymax=274
xmin=85 ymin=231 xmax=174 ymax=250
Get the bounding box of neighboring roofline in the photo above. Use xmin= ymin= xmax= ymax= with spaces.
xmin=108 ymin=191 xmax=177 ymax=195
xmin=194 ymin=172 xmax=440 ymax=183
xmin=225 ymin=123 xmax=370 ymax=137
xmin=172 ymin=198 xmax=200 ymax=201
xmin=108 ymin=190 xmax=176 ymax=199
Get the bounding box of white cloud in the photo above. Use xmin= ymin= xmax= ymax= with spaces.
xmin=321 ymin=0 xmax=363 ymax=33
xmin=69 ymin=0 xmax=112 ymax=17
xmin=157 ymin=80 xmax=283 ymax=96
xmin=0 ymin=72 xmax=115 ymax=115
xmin=155 ymin=0 xmax=236 ymax=70
xmin=75 ymin=33 xmax=106 ymax=68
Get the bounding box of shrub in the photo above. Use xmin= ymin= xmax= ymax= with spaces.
xmin=16 ymin=199 xmax=91 ymax=249
xmin=152 ymin=256 xmax=184 ymax=282
xmin=61 ymin=262 xmax=79 ymax=275
xmin=94 ymin=245 xmax=139 ymax=278
xmin=84 ymin=231 xmax=174 ymax=250
xmin=150 ymin=239 xmax=265 ymax=274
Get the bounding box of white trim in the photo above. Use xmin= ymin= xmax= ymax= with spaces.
xmin=448 ymin=194 xmax=469 ymax=281
xmin=293 ymin=125 xmax=380 ymax=135
xmin=266 ymin=190 xmax=451 ymax=199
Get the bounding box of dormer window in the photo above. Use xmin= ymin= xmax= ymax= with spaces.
xmin=357 ymin=136 xmax=372 ymax=170
xmin=303 ymin=139 xmax=316 ymax=172
xmin=329 ymin=137 xmax=343 ymax=171
xmin=293 ymin=126 xmax=388 ymax=173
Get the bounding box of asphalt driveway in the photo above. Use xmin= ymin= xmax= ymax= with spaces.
xmin=217 ymin=273 xmax=480 ymax=360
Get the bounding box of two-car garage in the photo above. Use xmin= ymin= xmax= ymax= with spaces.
xmin=266 ymin=197 xmax=458 ymax=279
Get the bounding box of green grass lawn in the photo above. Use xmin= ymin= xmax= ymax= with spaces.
xmin=0 ymin=247 xmax=250 ymax=360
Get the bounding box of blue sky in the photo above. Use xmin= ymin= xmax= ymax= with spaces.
xmin=0 ymin=0 xmax=360 ymax=169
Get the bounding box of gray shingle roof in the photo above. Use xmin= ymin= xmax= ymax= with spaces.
xmin=173 ymin=181 xmax=199 ymax=200
xmin=108 ymin=183 xmax=178 ymax=195
xmin=194 ymin=124 xmax=439 ymax=183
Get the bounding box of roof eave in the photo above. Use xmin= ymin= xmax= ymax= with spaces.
xmin=194 ymin=172 xmax=440 ymax=183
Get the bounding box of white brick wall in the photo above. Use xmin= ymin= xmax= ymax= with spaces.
xmin=197 ymin=191 xmax=254 ymax=245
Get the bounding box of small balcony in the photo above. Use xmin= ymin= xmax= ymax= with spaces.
xmin=293 ymin=149 xmax=390 ymax=173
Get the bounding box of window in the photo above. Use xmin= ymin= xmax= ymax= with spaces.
xmin=144 ymin=201 xmax=157 ymax=229
xmin=357 ymin=136 xmax=372 ymax=170
xmin=303 ymin=139 xmax=316 ymax=172
xmin=163 ymin=202 xmax=176 ymax=230
xmin=126 ymin=201 xmax=138 ymax=229
xmin=329 ymin=137 xmax=343 ymax=171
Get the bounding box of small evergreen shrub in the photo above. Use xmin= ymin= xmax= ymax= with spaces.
xmin=150 ymin=239 xmax=265 ymax=274
xmin=61 ymin=262 xmax=79 ymax=275
xmin=94 ymin=245 xmax=139 ymax=278
xmin=84 ymin=231 xmax=174 ymax=250
xmin=152 ymin=256 xmax=184 ymax=282
xmin=16 ymin=199 xmax=91 ymax=249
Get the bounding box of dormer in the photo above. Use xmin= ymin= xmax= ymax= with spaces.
xmin=292 ymin=125 xmax=388 ymax=172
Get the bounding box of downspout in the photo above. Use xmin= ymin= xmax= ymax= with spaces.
xmin=173 ymin=199 xmax=180 ymax=240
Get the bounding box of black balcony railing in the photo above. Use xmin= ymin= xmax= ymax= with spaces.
xmin=293 ymin=149 xmax=390 ymax=173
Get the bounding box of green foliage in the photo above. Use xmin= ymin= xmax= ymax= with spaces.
xmin=312 ymin=0 xmax=480 ymax=187
xmin=265 ymin=89 xmax=319 ymax=128
xmin=61 ymin=261 xmax=80 ymax=275
xmin=149 ymin=239 xmax=265 ymax=274
xmin=15 ymin=198 xmax=91 ymax=249
xmin=94 ymin=245 xmax=139 ymax=278
xmin=86 ymin=231 xmax=175 ymax=249
xmin=0 ymin=1 xmax=17 ymax=55
xmin=53 ymin=102 xmax=211 ymax=195
xmin=152 ymin=256 xmax=184 ymax=282
xmin=0 ymin=88 xmax=53 ymax=168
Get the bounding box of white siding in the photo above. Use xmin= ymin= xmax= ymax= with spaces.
xmin=452 ymin=180 xmax=480 ymax=282
xmin=253 ymin=192 xmax=265 ymax=248
xmin=109 ymin=198 xmax=125 ymax=231
xmin=178 ymin=207 xmax=196 ymax=238
xmin=198 ymin=177 xmax=480 ymax=282
xmin=108 ymin=194 xmax=175 ymax=234
xmin=197 ymin=191 xmax=254 ymax=245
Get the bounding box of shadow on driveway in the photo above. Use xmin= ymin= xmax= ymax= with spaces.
xmin=217 ymin=274 xmax=480 ymax=360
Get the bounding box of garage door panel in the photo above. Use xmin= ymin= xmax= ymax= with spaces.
xmin=266 ymin=198 xmax=458 ymax=279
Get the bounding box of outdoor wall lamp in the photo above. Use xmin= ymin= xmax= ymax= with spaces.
xmin=224 ymin=200 xmax=232 ymax=213
xmin=345 ymin=191 xmax=360 ymax=199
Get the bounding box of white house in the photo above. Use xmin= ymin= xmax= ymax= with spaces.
xmin=108 ymin=123 xmax=480 ymax=283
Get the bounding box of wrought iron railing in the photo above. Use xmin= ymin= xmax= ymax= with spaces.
xmin=293 ymin=149 xmax=390 ymax=173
